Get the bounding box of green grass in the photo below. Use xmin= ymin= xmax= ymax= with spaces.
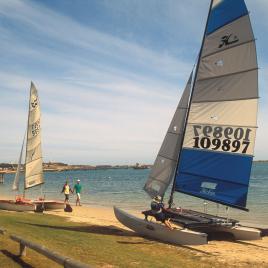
xmin=0 ymin=211 xmax=250 ymax=267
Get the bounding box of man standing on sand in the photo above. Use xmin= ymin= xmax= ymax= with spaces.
xmin=61 ymin=181 xmax=72 ymax=204
xmin=73 ymin=179 xmax=82 ymax=206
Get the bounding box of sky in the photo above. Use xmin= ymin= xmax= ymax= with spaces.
xmin=0 ymin=0 xmax=267 ymax=165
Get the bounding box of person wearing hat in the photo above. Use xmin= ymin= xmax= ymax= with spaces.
xmin=150 ymin=195 xmax=173 ymax=230
xmin=73 ymin=179 xmax=82 ymax=206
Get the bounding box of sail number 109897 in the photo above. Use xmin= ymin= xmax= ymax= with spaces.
xmin=192 ymin=125 xmax=251 ymax=154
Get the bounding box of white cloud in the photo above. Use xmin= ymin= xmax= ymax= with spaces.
xmin=0 ymin=0 xmax=267 ymax=164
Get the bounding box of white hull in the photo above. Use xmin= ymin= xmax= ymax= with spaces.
xmin=114 ymin=206 xmax=207 ymax=245
xmin=203 ymin=225 xmax=262 ymax=241
xmin=34 ymin=200 xmax=65 ymax=210
xmin=0 ymin=200 xmax=36 ymax=212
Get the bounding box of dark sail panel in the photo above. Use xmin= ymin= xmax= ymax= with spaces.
xmin=144 ymin=74 xmax=192 ymax=198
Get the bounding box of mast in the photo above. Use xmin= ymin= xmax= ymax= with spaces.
xmin=168 ymin=0 xmax=213 ymax=208
xmin=23 ymin=83 xmax=32 ymax=198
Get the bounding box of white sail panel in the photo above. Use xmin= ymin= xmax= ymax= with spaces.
xmin=198 ymin=42 xmax=257 ymax=80
xmin=183 ymin=124 xmax=256 ymax=156
xmin=25 ymin=174 xmax=43 ymax=189
xmin=26 ymin=136 xmax=41 ymax=151
xmin=144 ymin=73 xmax=192 ymax=198
xmin=187 ymin=99 xmax=258 ymax=126
xmin=25 ymin=82 xmax=43 ymax=189
xmin=26 ymin=143 xmax=42 ymax=163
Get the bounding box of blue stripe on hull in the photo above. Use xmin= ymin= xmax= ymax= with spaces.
xmin=175 ymin=149 xmax=253 ymax=208
xmin=206 ymin=0 xmax=248 ymax=35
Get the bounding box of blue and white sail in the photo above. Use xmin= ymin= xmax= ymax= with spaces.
xmin=175 ymin=0 xmax=258 ymax=210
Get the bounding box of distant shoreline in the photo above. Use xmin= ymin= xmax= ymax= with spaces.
xmin=1 ymin=160 xmax=267 ymax=175
xmin=0 ymin=162 xmax=152 ymax=174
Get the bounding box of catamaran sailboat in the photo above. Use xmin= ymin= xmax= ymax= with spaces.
xmin=114 ymin=0 xmax=262 ymax=245
xmin=0 ymin=82 xmax=64 ymax=211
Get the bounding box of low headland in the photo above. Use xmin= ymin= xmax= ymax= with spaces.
xmin=1 ymin=160 xmax=266 ymax=174
xmin=0 ymin=162 xmax=152 ymax=174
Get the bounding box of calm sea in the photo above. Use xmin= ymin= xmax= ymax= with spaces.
xmin=0 ymin=162 xmax=267 ymax=225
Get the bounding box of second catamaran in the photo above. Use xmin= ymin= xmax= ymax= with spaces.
xmin=0 ymin=82 xmax=64 ymax=211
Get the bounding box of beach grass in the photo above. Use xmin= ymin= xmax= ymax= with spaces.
xmin=0 ymin=210 xmax=259 ymax=268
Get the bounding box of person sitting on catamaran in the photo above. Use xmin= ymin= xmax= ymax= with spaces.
xmin=148 ymin=196 xmax=173 ymax=230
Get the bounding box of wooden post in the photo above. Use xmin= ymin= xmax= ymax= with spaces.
xmin=19 ymin=243 xmax=27 ymax=257
xmin=0 ymin=173 xmax=4 ymax=184
xmin=10 ymin=234 xmax=91 ymax=267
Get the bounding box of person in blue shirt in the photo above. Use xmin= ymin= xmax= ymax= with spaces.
xmin=73 ymin=179 xmax=82 ymax=206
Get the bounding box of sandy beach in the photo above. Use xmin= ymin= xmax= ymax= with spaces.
xmin=44 ymin=204 xmax=268 ymax=267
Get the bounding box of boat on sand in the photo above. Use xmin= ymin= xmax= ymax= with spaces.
xmin=0 ymin=82 xmax=64 ymax=212
xmin=114 ymin=0 xmax=262 ymax=245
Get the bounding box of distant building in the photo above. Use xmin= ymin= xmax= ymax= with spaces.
xmin=95 ymin=165 xmax=112 ymax=170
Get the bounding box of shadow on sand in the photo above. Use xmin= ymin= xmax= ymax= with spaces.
xmin=21 ymin=222 xmax=136 ymax=237
xmin=233 ymin=240 xmax=268 ymax=249
xmin=0 ymin=250 xmax=34 ymax=268
xmin=21 ymin=222 xmax=212 ymax=255
xmin=117 ymin=237 xmax=212 ymax=255
xmin=117 ymin=240 xmax=155 ymax=245
xmin=207 ymin=232 xmax=235 ymax=241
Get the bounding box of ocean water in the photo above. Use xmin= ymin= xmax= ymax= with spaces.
xmin=0 ymin=162 xmax=267 ymax=225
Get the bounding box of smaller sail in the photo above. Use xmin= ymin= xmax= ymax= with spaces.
xmin=25 ymin=82 xmax=44 ymax=189
xmin=144 ymin=73 xmax=192 ymax=198
xmin=12 ymin=134 xmax=26 ymax=191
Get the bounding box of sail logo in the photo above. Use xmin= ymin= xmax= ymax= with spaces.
xmin=31 ymin=119 xmax=40 ymax=137
xmin=215 ymin=60 xmax=224 ymax=67
xmin=200 ymin=182 xmax=217 ymax=196
xmin=31 ymin=97 xmax=38 ymax=109
xmin=218 ymin=34 xmax=239 ymax=48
